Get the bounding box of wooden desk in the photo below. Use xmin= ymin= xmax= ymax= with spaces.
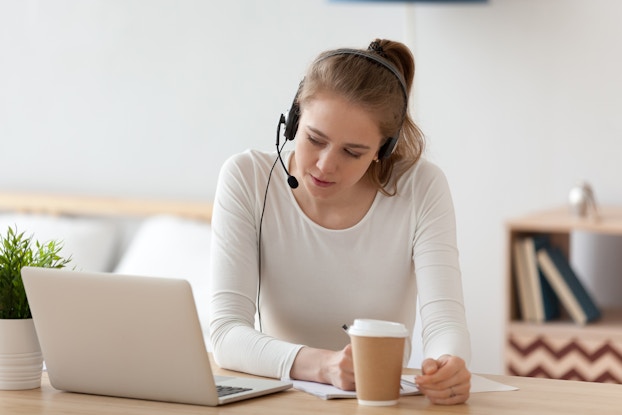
xmin=2 ymin=366 xmax=621 ymax=415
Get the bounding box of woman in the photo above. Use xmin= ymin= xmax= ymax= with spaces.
xmin=209 ymin=38 xmax=471 ymax=405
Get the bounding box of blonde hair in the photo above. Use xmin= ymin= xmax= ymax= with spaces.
xmin=297 ymin=39 xmax=425 ymax=196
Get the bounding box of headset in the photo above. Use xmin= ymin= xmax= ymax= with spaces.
xmin=275 ymin=48 xmax=410 ymax=189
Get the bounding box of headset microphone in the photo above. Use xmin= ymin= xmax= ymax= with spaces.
xmin=276 ymin=114 xmax=299 ymax=189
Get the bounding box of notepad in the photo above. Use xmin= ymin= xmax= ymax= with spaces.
xmin=291 ymin=379 xmax=420 ymax=400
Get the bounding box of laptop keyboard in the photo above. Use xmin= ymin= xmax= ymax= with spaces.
xmin=216 ymin=385 xmax=252 ymax=397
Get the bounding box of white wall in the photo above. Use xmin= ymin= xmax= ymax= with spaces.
xmin=411 ymin=0 xmax=622 ymax=374
xmin=0 ymin=0 xmax=406 ymax=199
xmin=2 ymin=0 xmax=621 ymax=375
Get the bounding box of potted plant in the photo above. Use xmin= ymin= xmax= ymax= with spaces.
xmin=0 ymin=225 xmax=71 ymax=390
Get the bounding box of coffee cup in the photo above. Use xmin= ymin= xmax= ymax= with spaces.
xmin=347 ymin=319 xmax=409 ymax=406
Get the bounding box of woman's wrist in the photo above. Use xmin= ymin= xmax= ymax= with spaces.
xmin=290 ymin=347 xmax=330 ymax=383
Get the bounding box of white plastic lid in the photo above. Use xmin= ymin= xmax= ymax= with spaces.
xmin=347 ymin=319 xmax=409 ymax=338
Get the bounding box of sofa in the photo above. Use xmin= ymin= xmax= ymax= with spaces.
xmin=0 ymin=192 xmax=213 ymax=346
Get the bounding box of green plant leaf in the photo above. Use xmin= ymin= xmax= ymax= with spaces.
xmin=0 ymin=225 xmax=72 ymax=319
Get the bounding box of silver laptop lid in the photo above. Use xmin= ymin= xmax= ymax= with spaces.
xmin=22 ymin=267 xmax=221 ymax=406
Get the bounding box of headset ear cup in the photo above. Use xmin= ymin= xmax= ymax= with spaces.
xmin=377 ymin=136 xmax=398 ymax=159
xmin=284 ymin=101 xmax=300 ymax=141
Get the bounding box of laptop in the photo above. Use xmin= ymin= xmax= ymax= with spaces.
xmin=21 ymin=267 xmax=292 ymax=406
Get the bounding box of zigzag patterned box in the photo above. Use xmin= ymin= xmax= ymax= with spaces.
xmin=507 ymin=320 xmax=622 ymax=383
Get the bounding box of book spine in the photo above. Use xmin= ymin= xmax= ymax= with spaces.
xmin=548 ymin=247 xmax=601 ymax=322
xmin=513 ymin=238 xmax=536 ymax=321
xmin=536 ymin=246 xmax=600 ymax=325
xmin=523 ymin=237 xmax=544 ymax=322
xmin=531 ymin=236 xmax=560 ymax=321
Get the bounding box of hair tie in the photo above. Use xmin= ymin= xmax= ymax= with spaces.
xmin=368 ymin=41 xmax=387 ymax=58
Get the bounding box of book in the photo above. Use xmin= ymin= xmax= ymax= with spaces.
xmin=523 ymin=236 xmax=560 ymax=322
xmin=522 ymin=237 xmax=544 ymax=321
xmin=512 ymin=237 xmax=536 ymax=321
xmin=536 ymin=245 xmax=601 ymax=325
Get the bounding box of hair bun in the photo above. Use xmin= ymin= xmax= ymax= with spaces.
xmin=368 ymin=41 xmax=387 ymax=58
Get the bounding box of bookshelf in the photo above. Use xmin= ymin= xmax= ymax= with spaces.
xmin=505 ymin=206 xmax=622 ymax=383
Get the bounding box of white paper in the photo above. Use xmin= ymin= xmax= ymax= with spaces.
xmin=400 ymin=374 xmax=518 ymax=393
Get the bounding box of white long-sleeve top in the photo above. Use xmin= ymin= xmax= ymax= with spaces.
xmin=209 ymin=149 xmax=471 ymax=380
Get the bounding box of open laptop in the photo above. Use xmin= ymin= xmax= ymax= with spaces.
xmin=21 ymin=267 xmax=292 ymax=406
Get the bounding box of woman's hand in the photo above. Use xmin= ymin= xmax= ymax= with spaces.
xmin=414 ymin=355 xmax=471 ymax=405
xmin=291 ymin=344 xmax=355 ymax=390
xmin=320 ymin=344 xmax=355 ymax=390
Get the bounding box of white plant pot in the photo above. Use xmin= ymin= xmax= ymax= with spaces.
xmin=0 ymin=318 xmax=43 ymax=390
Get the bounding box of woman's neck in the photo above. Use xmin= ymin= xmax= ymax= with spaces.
xmin=293 ymin=180 xmax=377 ymax=230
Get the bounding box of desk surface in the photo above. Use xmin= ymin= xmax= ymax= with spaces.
xmin=2 ymin=364 xmax=621 ymax=415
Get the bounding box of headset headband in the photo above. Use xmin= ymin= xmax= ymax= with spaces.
xmin=316 ymin=48 xmax=409 ymax=105
xmin=279 ymin=45 xmax=409 ymax=160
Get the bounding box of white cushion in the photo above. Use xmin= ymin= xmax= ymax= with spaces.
xmin=113 ymin=215 xmax=212 ymax=347
xmin=0 ymin=214 xmax=120 ymax=273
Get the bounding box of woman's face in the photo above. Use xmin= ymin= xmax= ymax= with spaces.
xmin=292 ymin=91 xmax=383 ymax=202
